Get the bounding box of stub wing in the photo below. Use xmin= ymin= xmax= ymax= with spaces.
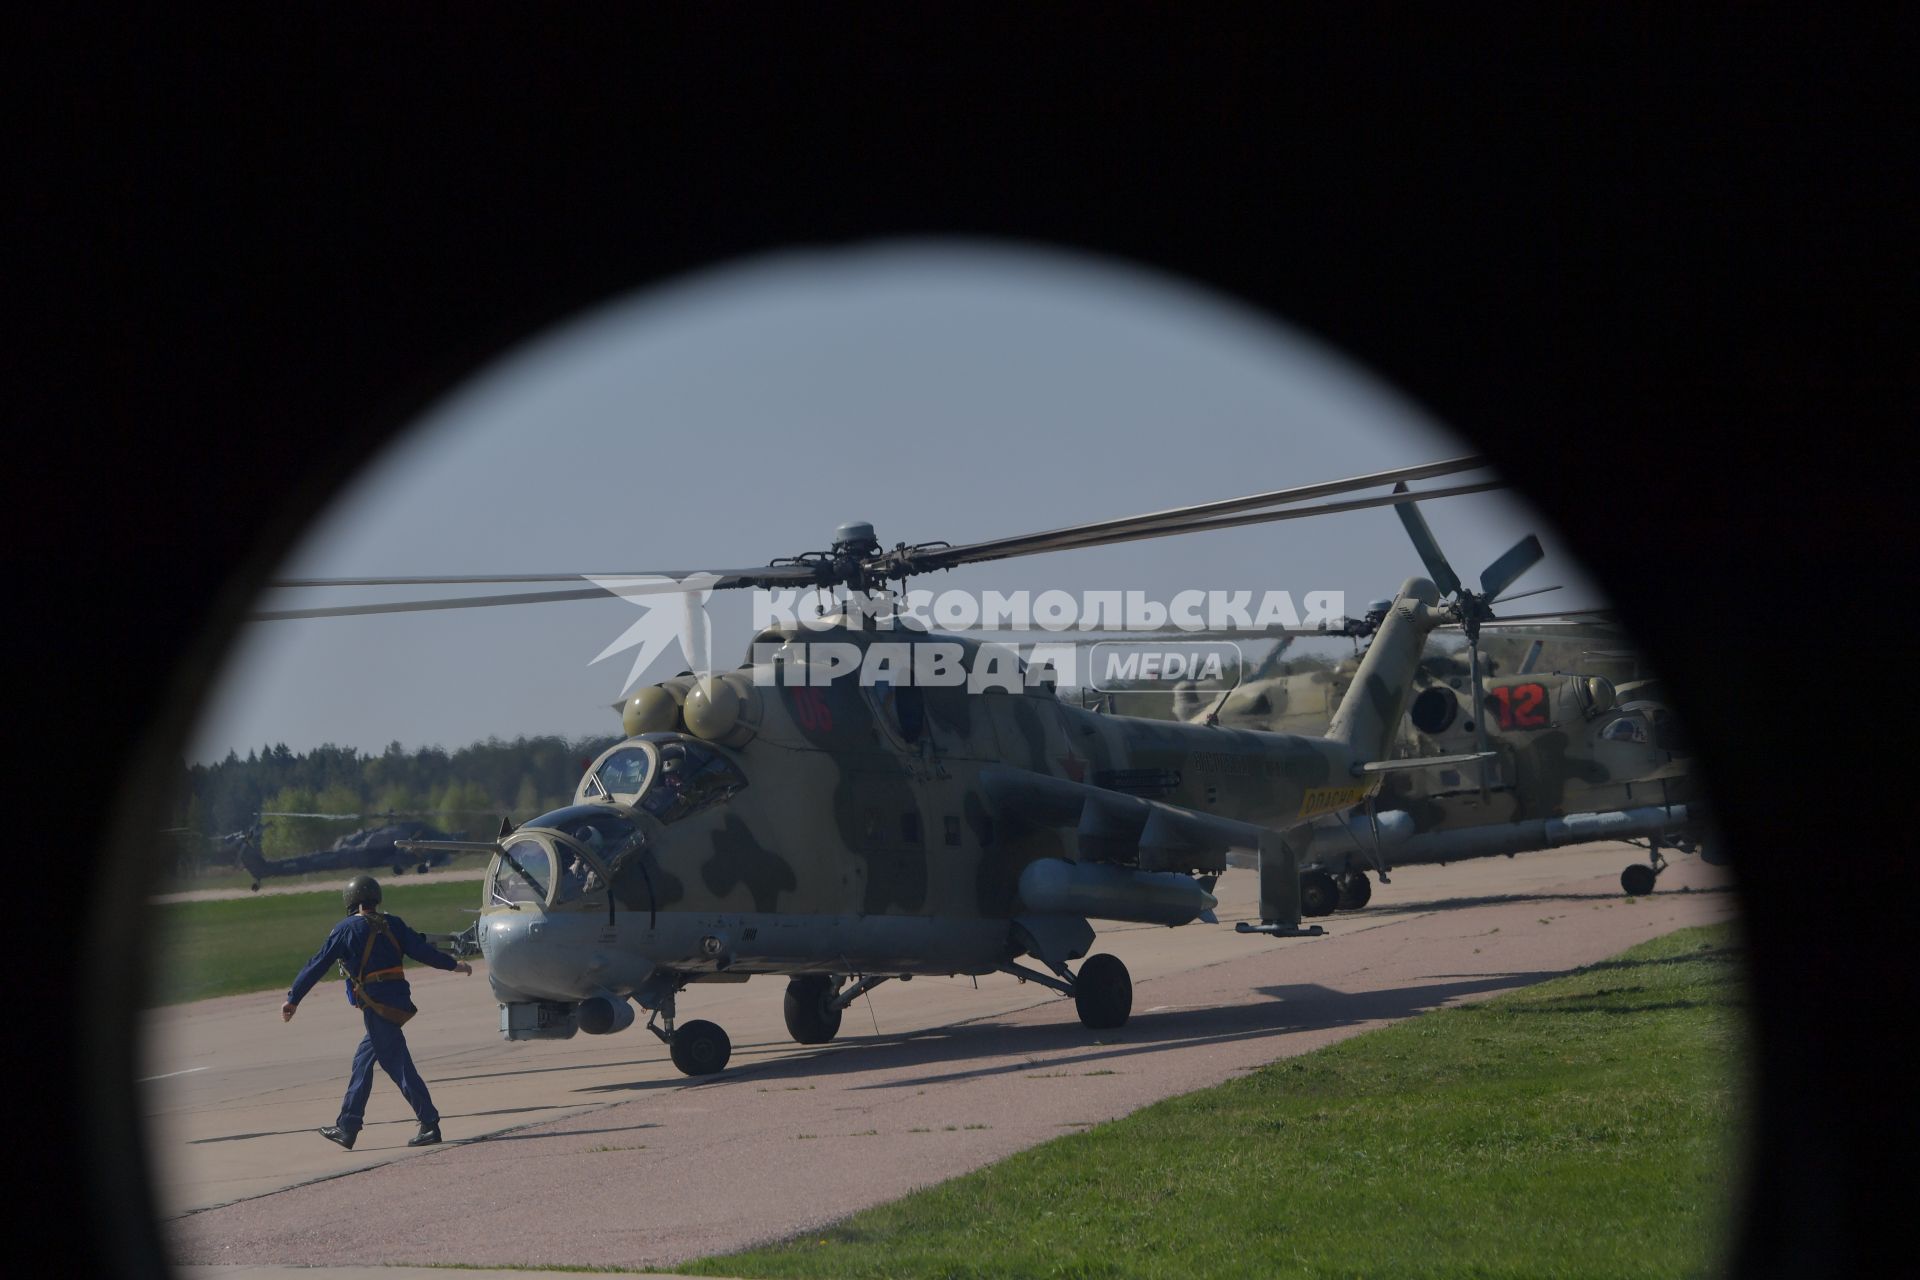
xmin=980 ymin=766 xmax=1312 ymax=932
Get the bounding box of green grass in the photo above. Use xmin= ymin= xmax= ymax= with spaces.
xmin=151 ymin=880 xmax=485 ymax=1005
xmin=681 ymin=924 xmax=1746 ymax=1280
xmin=160 ymin=851 xmax=493 ymax=894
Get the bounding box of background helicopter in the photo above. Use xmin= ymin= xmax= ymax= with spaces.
xmin=216 ymin=813 xmax=470 ymax=891
xmin=1142 ymin=487 xmax=1709 ymax=911
xmin=267 ymin=457 xmax=1535 ymax=1077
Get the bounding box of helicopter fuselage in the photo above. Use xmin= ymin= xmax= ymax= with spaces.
xmin=476 ymin=626 xmax=1375 ymax=1015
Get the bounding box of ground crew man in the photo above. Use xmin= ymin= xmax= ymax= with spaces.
xmin=281 ymin=874 xmax=473 ymax=1150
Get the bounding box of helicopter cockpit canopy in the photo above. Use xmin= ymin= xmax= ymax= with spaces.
xmin=526 ymin=804 xmax=645 ymax=854
xmin=1600 ymin=711 xmax=1650 ymax=744
xmin=487 ymin=805 xmax=650 ymax=909
xmin=578 ymin=734 xmax=748 ymax=824
xmin=636 ymin=739 xmax=748 ymax=823
xmin=490 ymin=837 xmax=557 ymax=907
xmin=586 ymin=745 xmax=652 ymax=801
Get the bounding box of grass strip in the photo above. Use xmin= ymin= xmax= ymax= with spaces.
xmin=151 ymin=879 xmax=484 ymax=1005
xmin=683 ymin=923 xmax=1746 ymax=1280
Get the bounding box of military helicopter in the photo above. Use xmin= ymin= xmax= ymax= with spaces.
xmin=259 ymin=457 xmax=1547 ymax=1077
xmin=219 ymin=813 xmax=470 ymax=891
xmin=1158 ymin=486 xmax=1708 ymax=912
xmin=1186 ymin=658 xmax=1706 ymax=912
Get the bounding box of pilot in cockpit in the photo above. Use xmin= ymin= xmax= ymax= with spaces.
xmin=641 ymin=745 xmax=690 ymax=818
xmin=565 ymin=825 xmax=606 ymax=892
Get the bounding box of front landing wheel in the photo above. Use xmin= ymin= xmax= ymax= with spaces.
xmin=1620 ymin=864 xmax=1658 ymax=896
xmin=669 ymin=1019 xmax=731 ymax=1075
xmin=1074 ymin=953 xmax=1132 ymax=1030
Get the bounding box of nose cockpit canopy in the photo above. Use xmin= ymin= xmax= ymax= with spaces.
xmin=527 ymin=804 xmax=645 ymax=850
xmin=490 ymin=837 xmax=556 ymax=906
xmin=489 ymin=806 xmax=652 ymax=909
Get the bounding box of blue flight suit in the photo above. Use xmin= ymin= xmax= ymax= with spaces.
xmin=286 ymin=911 xmax=459 ymax=1139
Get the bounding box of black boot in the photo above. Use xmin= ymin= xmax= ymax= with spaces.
xmin=407 ymin=1123 xmax=441 ymax=1147
xmin=319 ymin=1126 xmax=355 ymax=1150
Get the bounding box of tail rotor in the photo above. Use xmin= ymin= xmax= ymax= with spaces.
xmin=1390 ymin=482 xmax=1546 ymax=794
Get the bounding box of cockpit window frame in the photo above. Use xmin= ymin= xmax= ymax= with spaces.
xmin=588 ymin=743 xmax=658 ymax=803
xmin=489 ymin=837 xmax=560 ymax=909
xmin=522 ymin=803 xmax=654 ymax=906
xmin=636 ymin=738 xmax=748 ymax=825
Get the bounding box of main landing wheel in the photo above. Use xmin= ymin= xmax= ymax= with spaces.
xmin=1620 ymin=864 xmax=1658 ymax=897
xmin=784 ymin=975 xmax=844 ymax=1045
xmin=1336 ymin=871 xmax=1373 ymax=911
xmin=1299 ymin=870 xmax=1340 ymax=917
xmin=1074 ymin=953 xmax=1132 ymax=1030
xmin=668 ymin=1019 xmax=731 ymax=1076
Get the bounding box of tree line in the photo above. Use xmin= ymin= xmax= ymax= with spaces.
xmin=169 ymin=734 xmax=623 ymax=873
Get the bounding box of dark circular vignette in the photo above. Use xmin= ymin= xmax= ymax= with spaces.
xmin=29 ymin=9 xmax=1909 ymax=1279
xmin=96 ymin=267 xmax=1692 ymax=1276
xmin=96 ymin=246 xmax=1743 ymax=1280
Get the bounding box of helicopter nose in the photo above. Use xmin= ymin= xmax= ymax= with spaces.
xmin=479 ymin=895 xmax=658 ymax=1004
xmin=479 ymin=909 xmax=542 ymax=997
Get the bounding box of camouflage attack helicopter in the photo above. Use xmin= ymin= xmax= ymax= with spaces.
xmin=260 ymin=457 xmax=1538 ymax=1077
xmin=1164 ymin=486 xmax=1708 ymax=913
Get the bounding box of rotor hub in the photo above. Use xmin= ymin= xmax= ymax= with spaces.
xmin=831 ymin=521 xmax=880 ymax=557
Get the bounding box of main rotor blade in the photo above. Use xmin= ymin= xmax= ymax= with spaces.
xmin=253 ymin=481 xmax=1504 ymax=620
xmin=920 ymin=478 xmax=1505 ymax=571
xmin=1479 ymin=534 xmax=1545 ymax=601
xmin=248 ymin=565 xmax=822 ymax=622
xmin=915 ymin=456 xmax=1493 ymax=571
xmin=1389 ymin=482 xmax=1463 ymax=598
xmin=268 ymin=564 xmax=824 ymax=590
xmin=260 ymin=810 xmax=505 ymax=818
xmin=1453 ymin=606 xmax=1619 ymax=626
xmin=1487 ymin=583 xmax=1561 ymax=606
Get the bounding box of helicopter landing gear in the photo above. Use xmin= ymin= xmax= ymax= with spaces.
xmin=1299 ymin=870 xmax=1340 ymax=917
xmin=1073 ymin=954 xmax=1132 ymax=1030
xmin=997 ymin=952 xmax=1133 ymax=1030
xmin=1335 ymin=871 xmax=1372 ymax=911
xmin=1620 ymin=864 xmax=1656 ymax=896
xmin=642 ymin=989 xmax=732 ymax=1076
xmin=668 ymin=1020 xmax=731 ymax=1075
xmin=1621 ymin=839 xmax=1668 ymax=897
xmin=784 ymin=974 xmax=844 ymax=1045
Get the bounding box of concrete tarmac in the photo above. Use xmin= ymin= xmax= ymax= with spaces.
xmin=149 ymin=843 xmax=1735 ymax=1273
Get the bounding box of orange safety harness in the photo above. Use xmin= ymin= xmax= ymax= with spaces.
xmin=341 ymin=913 xmax=416 ymax=1027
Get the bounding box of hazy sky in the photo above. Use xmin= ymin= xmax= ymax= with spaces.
xmin=190 ymin=240 xmax=1606 ymax=763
